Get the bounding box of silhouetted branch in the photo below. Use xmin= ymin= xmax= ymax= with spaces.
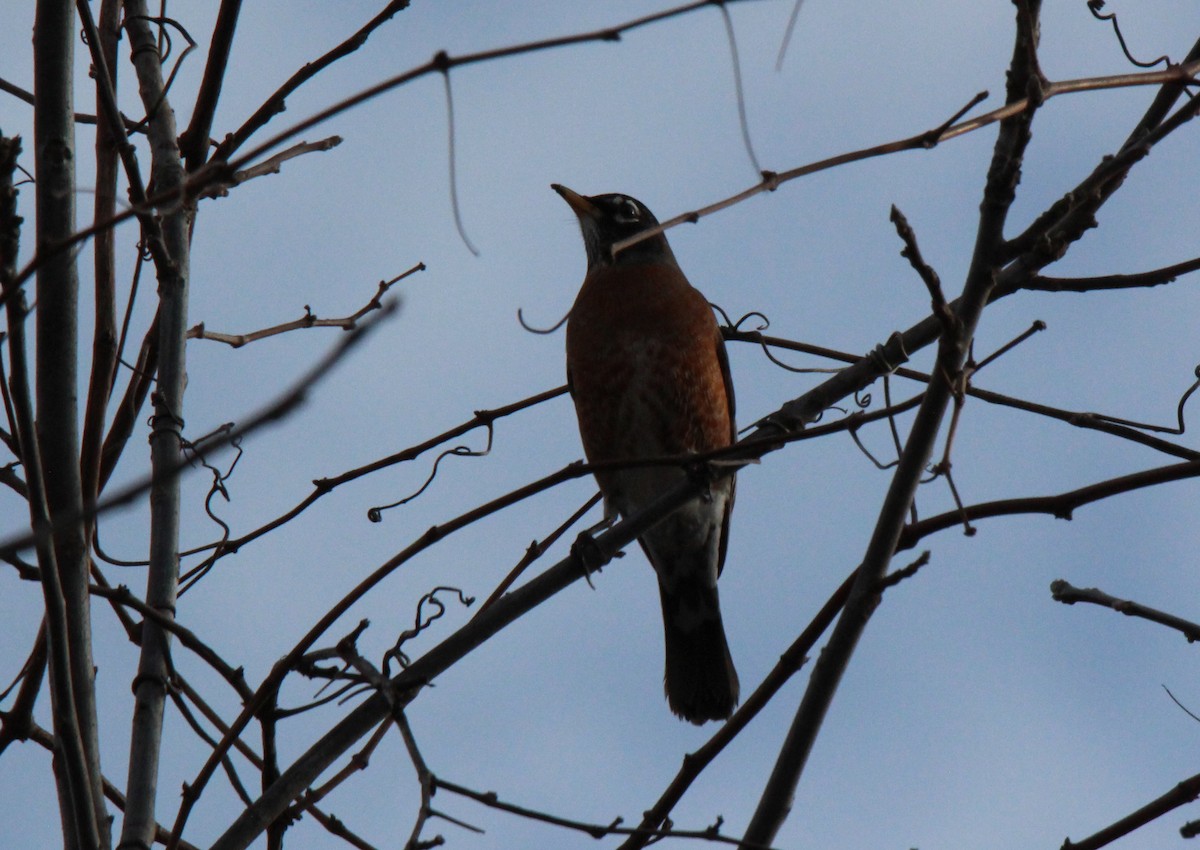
xmin=619 ymin=569 xmax=856 ymax=849
xmin=175 ymin=384 xmax=564 ymax=579
xmin=169 ymin=675 xmax=379 ymax=850
xmin=436 ymin=777 xmax=760 ymax=848
xmin=475 ymin=492 xmax=604 ymax=615
xmin=179 ymin=0 xmax=243 ymax=170
xmin=741 ymin=5 xmax=1044 ymax=844
xmin=0 ymin=75 xmax=141 ymax=129
xmin=21 ymin=722 xmax=199 ymax=850
xmin=30 ymin=4 xmax=111 ymax=841
xmin=79 ymin=0 xmax=122 ymax=550
xmin=198 ymin=136 xmax=343 ymax=200
xmin=396 ymin=713 xmax=443 ymax=850
xmin=898 ymin=459 xmax=1200 ymax=550
xmin=211 ymin=0 xmax=414 ymax=162
xmin=890 ymin=204 xmax=949 ymax=321
xmin=120 ymin=4 xmax=195 ymax=843
xmin=188 ymin=262 xmax=420 ymax=347
xmin=0 ymin=302 xmax=399 ymax=564
xmin=1026 ymin=255 xmax=1200 ymax=292
xmin=1050 ymin=580 xmax=1200 ymax=643
xmin=1060 ymin=769 xmax=1200 ymax=850
xmin=0 ymin=622 xmax=47 ymax=754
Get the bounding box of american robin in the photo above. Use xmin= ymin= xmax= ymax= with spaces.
xmin=554 ymin=184 xmax=739 ymax=724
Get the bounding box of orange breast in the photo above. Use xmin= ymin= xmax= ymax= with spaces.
xmin=565 ymin=262 xmax=733 ymax=467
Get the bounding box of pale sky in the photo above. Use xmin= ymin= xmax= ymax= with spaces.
xmin=3 ymin=2 xmax=1200 ymax=849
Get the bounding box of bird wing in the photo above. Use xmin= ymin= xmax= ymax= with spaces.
xmin=714 ymin=322 xmax=736 ymax=578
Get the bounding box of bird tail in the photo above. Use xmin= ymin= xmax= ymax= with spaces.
xmin=659 ymin=580 xmax=739 ymax=724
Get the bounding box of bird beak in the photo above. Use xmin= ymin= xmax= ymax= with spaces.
xmin=552 ymin=183 xmax=600 ymax=220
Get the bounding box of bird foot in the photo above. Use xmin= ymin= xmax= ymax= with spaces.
xmin=571 ymin=515 xmax=619 ymax=589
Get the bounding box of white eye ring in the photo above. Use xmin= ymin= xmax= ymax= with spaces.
xmin=619 ymin=199 xmax=640 ymax=221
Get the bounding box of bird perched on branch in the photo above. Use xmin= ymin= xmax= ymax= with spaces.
xmin=554 ymin=184 xmax=739 ymax=724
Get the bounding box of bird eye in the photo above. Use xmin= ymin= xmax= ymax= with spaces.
xmin=619 ymin=199 xmax=640 ymax=221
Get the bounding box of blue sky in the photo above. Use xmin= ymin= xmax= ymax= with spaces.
xmin=4 ymin=2 xmax=1200 ymax=848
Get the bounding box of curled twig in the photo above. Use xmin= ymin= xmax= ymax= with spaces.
xmin=516 ymin=307 xmax=569 ymax=335
xmin=122 ymin=15 xmax=197 ymax=133
xmin=844 ymin=390 xmax=923 ymax=472
xmin=715 ymin=1 xmax=762 ymax=175
xmin=1087 ymin=0 xmax=1170 ymax=69
xmin=439 ymin=54 xmax=480 ymax=257
xmin=1090 ymin=365 xmax=1200 ymax=436
xmin=368 ymin=426 xmax=494 ymax=523
xmin=384 ymin=587 xmax=476 ymax=676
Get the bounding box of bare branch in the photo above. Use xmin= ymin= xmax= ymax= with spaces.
xmin=889 ymin=205 xmax=953 ymax=333
xmin=1050 ymin=580 xmax=1200 ymax=643
xmin=187 ymin=262 xmax=420 ymax=348
xmin=30 ymin=2 xmax=111 ymax=841
xmin=898 ymin=460 xmax=1200 ymax=550
xmin=179 ymin=0 xmax=244 ymax=170
xmin=436 ymin=777 xmax=757 ymax=848
xmin=169 ymin=676 xmax=380 ymax=850
xmin=395 ymin=712 xmax=441 ymax=850
xmin=9 ymin=35 xmax=1198 ymax=306
xmin=0 ymin=302 xmax=400 ymax=568
xmin=119 ymin=5 xmax=195 ymax=845
xmin=0 ymin=75 xmax=142 ymax=129
xmin=79 ymin=0 xmax=122 ymax=540
xmin=620 ymin=569 xmax=856 ymax=849
xmin=176 ymin=384 xmax=565 ymax=578
xmin=1060 ymin=770 xmax=1200 ymax=850
xmin=741 ymin=5 xmax=1043 ymax=844
xmin=22 ymin=719 xmax=200 ymax=850
xmin=211 ymin=0 xmax=414 ymax=162
xmin=197 ymin=135 xmax=343 ymax=200
xmin=1027 ymin=255 xmax=1200 ymax=292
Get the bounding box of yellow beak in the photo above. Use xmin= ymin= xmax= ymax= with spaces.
xmin=551 ymin=183 xmax=600 ymax=220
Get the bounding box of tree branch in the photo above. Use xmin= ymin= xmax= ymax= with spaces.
xmin=741 ymin=4 xmax=1042 ymax=845
xmin=1060 ymin=770 xmax=1200 ymax=850
xmin=32 ymin=3 xmax=111 ymax=844
xmin=118 ymin=6 xmax=193 ymax=847
xmin=179 ymin=0 xmax=243 ymax=170
xmin=1050 ymin=579 xmax=1200 ymax=643
xmin=897 ymin=460 xmax=1200 ymax=550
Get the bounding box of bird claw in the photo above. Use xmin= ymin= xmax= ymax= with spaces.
xmin=572 ymin=514 xmax=618 ymax=589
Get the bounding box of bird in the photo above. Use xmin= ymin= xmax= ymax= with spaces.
xmin=554 ymin=183 xmax=739 ymax=724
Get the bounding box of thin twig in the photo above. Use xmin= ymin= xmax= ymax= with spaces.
xmin=0 ymin=302 xmax=400 ymax=563
xmin=898 ymin=460 xmax=1200 ymax=550
xmin=176 ymin=385 xmax=566 ymax=580
xmin=619 ymin=569 xmax=855 ymax=849
xmin=715 ymin=1 xmax=762 ymax=175
xmin=198 ymin=136 xmax=343 ymax=200
xmin=437 ymin=777 xmax=768 ymax=848
xmin=187 ymin=262 xmax=421 ymax=348
xmin=1050 ymin=580 xmax=1200 ymax=643
xmin=1060 ymin=769 xmax=1200 ymax=850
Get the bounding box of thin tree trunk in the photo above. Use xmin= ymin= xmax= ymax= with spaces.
xmin=33 ymin=2 xmax=110 ymax=846
xmin=117 ymin=4 xmax=192 ymax=847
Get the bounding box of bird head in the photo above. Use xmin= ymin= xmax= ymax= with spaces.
xmin=553 ymin=184 xmax=677 ymax=271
